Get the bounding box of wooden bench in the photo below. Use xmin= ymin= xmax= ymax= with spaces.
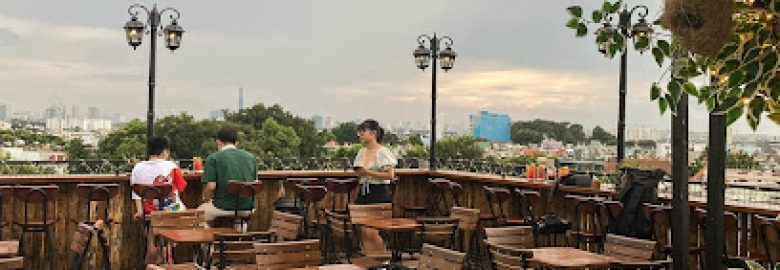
xmin=604 ymin=234 xmax=670 ymax=269
xmin=416 ymin=243 xmax=466 ymax=270
xmin=254 ymin=239 xmax=321 ymax=269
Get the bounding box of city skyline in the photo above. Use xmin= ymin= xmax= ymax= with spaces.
xmin=1 ymin=1 xmax=779 ymax=135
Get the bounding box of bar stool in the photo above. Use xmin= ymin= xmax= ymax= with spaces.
xmin=598 ymin=200 xmax=623 ymax=234
xmin=280 ymin=178 xmax=320 ymax=213
xmin=428 ymin=178 xmax=452 ymax=216
xmin=71 ymin=184 xmax=119 ymax=270
xmin=11 ymin=185 xmax=59 ymax=270
xmin=324 ymin=178 xmax=358 ymax=214
xmin=695 ymin=209 xmax=742 ymax=268
xmin=297 ymin=185 xmax=328 ymax=238
xmin=571 ymin=197 xmax=604 ymax=252
xmin=225 ymin=180 xmax=263 ymax=232
xmin=448 ymin=181 xmax=464 ymax=207
xmin=449 ymin=207 xmax=481 ymax=268
xmin=131 ymin=183 xmax=173 ymax=265
xmin=483 ymin=186 xmax=526 ymax=227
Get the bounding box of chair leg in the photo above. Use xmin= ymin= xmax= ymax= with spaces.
xmin=17 ymin=230 xmax=24 ymax=257
xmin=97 ymin=229 xmax=111 ymax=270
xmin=46 ymin=228 xmax=54 ymax=270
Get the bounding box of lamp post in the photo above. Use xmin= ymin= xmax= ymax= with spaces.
xmin=124 ymin=4 xmax=184 ymax=158
xmin=597 ymin=5 xmax=652 ymax=163
xmin=413 ymin=33 xmax=456 ymax=170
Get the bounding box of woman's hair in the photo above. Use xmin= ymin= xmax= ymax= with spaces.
xmin=357 ymin=119 xmax=385 ymax=143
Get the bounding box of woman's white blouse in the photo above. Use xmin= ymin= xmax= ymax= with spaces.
xmin=353 ymin=146 xmax=398 ymax=185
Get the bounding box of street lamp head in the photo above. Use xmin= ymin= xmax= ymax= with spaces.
xmin=163 ymin=19 xmax=184 ymax=51
xmin=123 ymin=15 xmax=145 ymax=49
xmin=413 ymin=45 xmax=431 ymax=70
xmin=631 ymin=18 xmax=653 ymax=52
xmin=438 ymin=46 xmax=457 ymax=71
xmin=596 ymin=22 xmax=616 ymax=56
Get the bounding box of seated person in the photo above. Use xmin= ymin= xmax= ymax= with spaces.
xmin=198 ymin=125 xmax=257 ymax=224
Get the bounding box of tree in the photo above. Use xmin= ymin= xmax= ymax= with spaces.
xmin=511 ymin=129 xmax=544 ymax=145
xmin=155 ymin=113 xmax=220 ymax=159
xmin=329 ymin=144 xmax=362 ymax=158
xmin=98 ymin=119 xmax=146 ymax=159
xmin=65 ymin=138 xmax=93 ymax=160
xmin=405 ymin=134 xmax=424 ymax=146
xmin=330 ymin=122 xmax=359 ymax=145
xmin=383 ymin=131 xmax=400 ymax=146
xmin=591 ymin=126 xmax=617 ymax=145
xmin=403 ymin=144 xmax=429 ymax=158
xmin=225 ymin=104 xmax=325 ymax=157
xmin=726 ymin=152 xmax=759 ymax=169
xmin=435 ymin=135 xmax=487 ymax=160
xmin=250 ymin=118 xmax=301 ymax=158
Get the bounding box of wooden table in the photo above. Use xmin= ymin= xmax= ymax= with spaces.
xmin=157 ymin=227 xmax=236 ymax=265
xmin=358 ymin=218 xmax=418 ymax=267
xmin=524 ymin=247 xmax=618 ymax=268
xmin=290 ymin=264 xmax=365 ymax=270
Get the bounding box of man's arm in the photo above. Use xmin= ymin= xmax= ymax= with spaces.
xmin=134 ymin=199 xmax=144 ymax=219
xmin=202 ymin=182 xmax=216 ymax=202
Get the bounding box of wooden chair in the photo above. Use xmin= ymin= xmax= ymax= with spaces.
xmin=323 ymin=209 xmax=356 ymax=263
xmin=517 ymin=190 xmax=544 ymax=221
xmin=297 ymin=185 xmax=327 ymax=238
xmin=132 ymin=184 xmax=173 ymax=266
xmin=428 ymin=178 xmax=453 ymax=216
xmin=150 ymin=210 xmax=206 ymax=264
xmin=253 ymin=239 xmax=321 ymax=269
xmin=763 ymin=219 xmax=780 ymax=266
xmin=571 ymin=197 xmax=604 ymax=252
xmin=415 ymin=243 xmax=466 ymax=270
xmin=484 ymin=226 xmax=535 ymax=250
xmin=209 ymin=232 xmax=275 ymax=270
xmin=449 ymin=207 xmax=481 ymax=267
xmin=267 ymin=210 xmax=303 ymax=242
xmin=598 ymin=200 xmax=623 ymax=234
xmin=69 ymin=222 xmax=109 ymax=270
xmin=603 ymin=234 xmax=670 ymax=269
xmin=146 ymin=263 xmax=201 ymax=270
xmin=414 ymin=217 xmax=460 ymax=251
xmin=72 ymin=184 xmax=118 ymax=270
xmin=695 ymin=209 xmax=742 ymax=268
xmin=349 ymin=203 xmax=392 ymax=259
xmin=11 ymin=185 xmax=59 ymax=270
xmin=281 ymin=178 xmax=321 ymax=213
xmin=485 ymin=240 xmax=533 ymax=270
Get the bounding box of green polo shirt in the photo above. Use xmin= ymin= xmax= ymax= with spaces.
xmin=201 ymin=147 xmax=258 ymax=211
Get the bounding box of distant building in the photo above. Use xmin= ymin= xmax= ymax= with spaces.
xmin=469 ymin=111 xmax=511 ymax=142
xmin=87 ymin=107 xmax=100 ymax=119
xmin=311 ymin=115 xmax=324 ymax=130
xmin=0 ymin=104 xmax=6 ymax=121
xmin=209 ymin=110 xmax=226 ymax=121
xmin=45 ymin=118 xmax=112 ymax=132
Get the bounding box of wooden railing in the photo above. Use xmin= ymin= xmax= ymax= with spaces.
xmin=0 ymin=169 xmax=776 ymax=269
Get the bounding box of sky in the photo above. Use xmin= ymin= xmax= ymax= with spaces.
xmin=0 ymin=0 xmax=778 ymax=135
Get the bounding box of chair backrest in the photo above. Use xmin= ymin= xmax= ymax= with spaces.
xmin=297 ymin=185 xmax=327 ymax=203
xmin=132 ymin=184 xmax=173 ymax=201
xmin=448 ymin=182 xmax=464 ymax=206
xmin=145 ymin=264 xmax=198 ymax=270
xmin=349 ymin=203 xmax=392 ymax=224
xmin=723 ymin=212 xmax=739 ymax=257
xmin=324 ymin=179 xmax=358 ymax=212
xmin=518 ymin=190 xmax=543 ymax=220
xmin=254 ymin=239 xmax=321 ymax=269
xmin=416 ymin=244 xmax=466 ymax=270
xmin=764 ymin=219 xmax=780 ymax=265
xmin=12 ymin=185 xmax=59 ymax=203
xmin=150 ymin=210 xmax=205 ymax=235
xmin=226 ymin=181 xmax=264 ymax=199
xmin=598 ymin=201 xmax=623 ymax=233
xmin=484 ymin=186 xmax=511 ymax=221
xmin=76 ymin=184 xmax=120 ymax=201
xmin=486 ymin=241 xmax=533 ymax=270
xmin=0 ymin=257 xmax=23 ymax=269
xmin=269 ymin=210 xmax=303 ymax=241
xmin=449 ymin=207 xmax=480 ymax=231
xmin=212 ymin=232 xmax=275 ymax=268
xmin=484 ymin=226 xmax=535 ymax=249
xmin=417 ymin=217 xmax=460 ymax=248
xmin=604 ymin=234 xmax=656 ymax=262
xmin=749 ymin=214 xmax=768 ymax=260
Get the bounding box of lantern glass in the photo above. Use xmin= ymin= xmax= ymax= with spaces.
xmin=439 ymin=47 xmax=456 ymax=71
xmin=124 ymin=17 xmax=145 ymax=48
xmin=414 ymin=45 xmax=431 ymax=70
xmin=163 ymin=21 xmax=184 ymax=51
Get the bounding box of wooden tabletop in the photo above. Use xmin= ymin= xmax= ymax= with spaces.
xmin=290 ymin=264 xmax=365 ymax=270
xmin=0 ymin=241 xmax=18 ymax=258
xmin=157 ymin=227 xmax=236 ymax=244
xmin=525 ymin=247 xmax=618 ymax=268
xmin=358 ymin=218 xmax=418 ymax=232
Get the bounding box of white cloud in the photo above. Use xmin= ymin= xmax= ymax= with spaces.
xmin=0 ymin=14 xmax=116 ymax=43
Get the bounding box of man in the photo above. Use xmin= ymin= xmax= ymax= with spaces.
xmin=198 ymin=125 xmax=258 ymax=222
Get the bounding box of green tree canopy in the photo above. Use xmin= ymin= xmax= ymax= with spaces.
xmin=435 ymin=135 xmax=487 ymax=160
xmin=65 ymin=138 xmax=94 ymax=160
xmin=155 ymin=113 xmax=220 ymax=159
xmin=225 ymin=104 xmax=325 ymax=157
xmin=510 ymin=119 xmax=588 ymax=145
xmin=98 ymin=119 xmax=146 ymax=159
xmin=330 ymin=122 xmax=359 ymax=145
xmin=591 ymin=126 xmax=617 ymax=145
xmin=250 ymin=118 xmax=301 ymax=158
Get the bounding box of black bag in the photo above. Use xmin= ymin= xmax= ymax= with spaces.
xmin=559 ymin=173 xmax=592 ymax=187
xmin=535 ymin=213 xmax=571 ymax=234
xmin=611 ymin=168 xmax=664 ymax=239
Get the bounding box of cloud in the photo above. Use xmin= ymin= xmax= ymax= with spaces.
xmin=0 ymin=28 xmax=19 ymax=45
xmin=0 ymin=14 xmax=116 ymax=44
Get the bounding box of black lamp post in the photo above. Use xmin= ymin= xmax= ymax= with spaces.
xmin=413 ymin=33 xmax=456 ymax=170
xmin=597 ymin=5 xmax=652 ymax=163
xmin=124 ymin=4 xmax=184 ymax=158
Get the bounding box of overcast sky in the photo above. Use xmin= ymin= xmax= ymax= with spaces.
xmin=0 ymin=0 xmax=778 ymax=134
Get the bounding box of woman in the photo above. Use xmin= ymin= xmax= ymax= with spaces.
xmin=353 ymin=119 xmax=397 ymax=204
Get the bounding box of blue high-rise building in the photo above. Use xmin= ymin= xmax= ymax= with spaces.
xmin=470 ymin=110 xmax=511 ymax=142
xmin=311 ymin=115 xmax=324 ymax=130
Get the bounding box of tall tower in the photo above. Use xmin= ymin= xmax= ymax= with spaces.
xmin=238 ymin=85 xmax=244 ymax=112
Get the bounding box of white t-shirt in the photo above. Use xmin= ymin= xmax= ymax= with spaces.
xmin=130 ymin=160 xmax=187 ymax=212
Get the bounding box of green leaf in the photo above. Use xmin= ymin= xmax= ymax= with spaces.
xmin=721 ymin=96 xmax=740 ymax=111
xmin=683 ymin=82 xmax=699 ymax=97
xmin=761 ymin=51 xmax=778 ymax=70
xmin=750 ymin=97 xmax=766 ymax=116
xmin=665 ymin=94 xmax=678 ymax=113
xmin=608 ymin=43 xmax=620 ymax=58
xmin=566 ymin=18 xmax=580 ymax=29
xmin=706 ymin=97 xmax=716 ymax=111
xmin=769 ymin=112 xmax=780 ymax=125
xmin=634 ymin=36 xmax=649 ymax=51
xmin=606 ymin=1 xmax=622 ymax=13
xmin=652 ymin=47 xmax=665 ymax=67
xmin=717 ymin=44 xmax=739 ymax=59
xmin=576 ymin=23 xmax=588 ymax=37
xmin=744 ymin=60 xmax=760 ymax=79
xmin=770 ymin=77 xmax=780 ymax=100
xmin=775 ymin=1 xmax=780 ymax=14
xmin=567 ymin=6 xmax=583 ymax=18
xmin=728 ymin=71 xmax=745 ymax=89
xmin=596 ymin=32 xmax=609 ymax=43
xmin=743 ymin=82 xmax=758 ymax=97
xmin=719 ymin=59 xmax=740 ymax=74
xmin=658 ymin=97 xmax=668 ymax=114
xmin=651 ymin=83 xmax=661 ymax=100
xmin=726 ymin=106 xmax=743 ymax=126
xmin=743 ymin=47 xmax=760 ymax=62
xmin=592 ymin=10 xmax=603 ymax=22
xmin=668 ymin=80 xmax=682 ymax=100
xmin=657 ymin=40 xmax=671 ymax=56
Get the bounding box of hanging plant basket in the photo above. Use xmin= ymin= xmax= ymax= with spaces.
xmin=662 ymin=0 xmax=734 ymax=56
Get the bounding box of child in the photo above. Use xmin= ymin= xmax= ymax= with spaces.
xmin=130 ymin=137 xmax=187 ymax=263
